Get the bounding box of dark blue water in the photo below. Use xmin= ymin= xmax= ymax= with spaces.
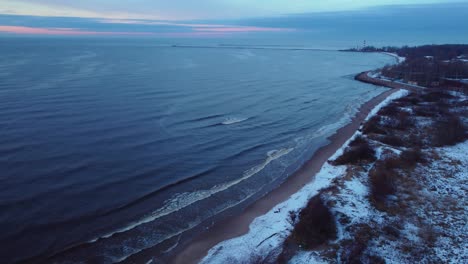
xmin=0 ymin=38 xmax=393 ymax=263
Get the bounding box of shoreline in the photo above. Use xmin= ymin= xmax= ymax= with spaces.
xmin=355 ymin=71 xmax=423 ymax=92
xmin=173 ymin=85 xmax=402 ymax=264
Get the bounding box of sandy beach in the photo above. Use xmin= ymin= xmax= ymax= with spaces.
xmin=173 ymin=85 xmax=402 ymax=264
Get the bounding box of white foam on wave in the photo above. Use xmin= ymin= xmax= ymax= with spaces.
xmin=115 ymin=181 xmax=262 ymax=263
xmin=90 ymin=147 xmax=294 ymax=242
xmin=293 ymin=90 xmax=378 ymax=153
xmin=221 ymin=117 xmax=249 ymax=125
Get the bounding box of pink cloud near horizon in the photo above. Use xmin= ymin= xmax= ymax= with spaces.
xmin=0 ymin=26 xmax=155 ymax=36
xmin=0 ymin=23 xmax=294 ymax=37
xmin=100 ymin=19 xmax=295 ymax=33
xmin=193 ymin=26 xmax=295 ymax=33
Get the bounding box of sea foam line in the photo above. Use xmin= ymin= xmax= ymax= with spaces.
xmin=115 ymin=184 xmax=261 ymax=263
xmin=89 ymin=148 xmax=294 ymax=242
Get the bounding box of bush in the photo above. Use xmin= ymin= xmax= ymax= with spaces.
xmin=455 ymin=99 xmax=468 ymax=108
xmin=289 ymin=195 xmax=337 ymax=249
xmin=391 ymin=112 xmax=414 ymax=130
xmin=418 ymin=225 xmax=438 ymax=248
xmin=376 ymin=111 xmax=414 ymax=132
xmin=421 ymin=91 xmax=455 ymax=102
xmin=362 ymin=116 xmax=387 ymax=135
xmin=432 ymin=115 xmax=467 ymax=146
xmin=400 ymin=148 xmax=426 ymax=169
xmin=378 ymin=103 xmax=400 ymax=116
xmin=395 ymin=94 xmax=420 ymax=105
xmin=383 ymin=225 xmax=401 ymax=239
xmin=368 ymin=255 xmax=386 ymax=264
xmin=369 ymin=161 xmax=397 ymax=209
xmin=340 ymin=224 xmax=373 ymax=264
xmin=407 ymin=133 xmax=424 ymax=148
xmin=348 ymin=135 xmax=367 ymax=147
xmin=413 ymin=105 xmax=440 ymax=117
xmin=332 ymin=136 xmax=376 ymax=165
xmin=379 ymin=134 xmax=406 ymax=147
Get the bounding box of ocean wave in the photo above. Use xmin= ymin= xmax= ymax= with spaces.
xmin=221 ymin=117 xmax=249 ymax=125
xmin=115 ymin=184 xmax=261 ymax=263
xmin=90 ymin=147 xmax=293 ymax=242
xmin=232 ymin=50 xmax=255 ymax=60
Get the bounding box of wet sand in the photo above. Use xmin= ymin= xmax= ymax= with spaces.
xmin=172 ymin=84 xmax=401 ymax=264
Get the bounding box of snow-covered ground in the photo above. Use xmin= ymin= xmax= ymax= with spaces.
xmin=290 ymin=140 xmax=468 ymax=263
xmin=200 ymin=88 xmax=467 ymax=264
xmin=366 ymin=90 xmax=409 ymax=120
xmin=288 ymin=91 xmax=468 ymax=263
xmin=200 ymin=90 xmax=409 ymax=264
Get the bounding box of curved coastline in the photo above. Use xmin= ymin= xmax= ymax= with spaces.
xmin=172 ymin=84 xmax=402 ymax=264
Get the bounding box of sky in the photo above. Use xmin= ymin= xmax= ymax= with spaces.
xmin=0 ymin=0 xmax=456 ymax=20
xmin=0 ymin=0 xmax=467 ymax=45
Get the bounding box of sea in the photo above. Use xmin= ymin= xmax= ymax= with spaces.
xmin=0 ymin=38 xmax=394 ymax=263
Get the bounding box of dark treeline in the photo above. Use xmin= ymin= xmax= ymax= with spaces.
xmin=393 ymin=45 xmax=468 ymax=60
xmin=343 ymin=45 xmax=468 ymax=60
xmin=344 ymin=45 xmax=468 ymax=88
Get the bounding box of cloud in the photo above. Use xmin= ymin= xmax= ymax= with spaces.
xmin=192 ymin=26 xmax=294 ymax=33
xmin=0 ymin=25 xmax=155 ymax=36
xmin=99 ymin=19 xmax=295 ymax=33
xmin=0 ymin=14 xmax=296 ymax=37
xmin=0 ymin=0 xmax=455 ymax=20
xmin=0 ymin=23 xmax=290 ymax=37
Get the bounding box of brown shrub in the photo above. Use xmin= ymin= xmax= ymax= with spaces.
xmin=332 ymin=136 xmax=376 ymax=165
xmin=419 ymin=225 xmax=438 ymax=248
xmin=379 ymin=134 xmax=405 ymax=147
xmin=276 ymin=240 xmax=298 ymax=264
xmin=340 ymin=224 xmax=373 ymax=264
xmin=383 ymin=225 xmax=401 ymax=239
xmin=387 ymin=111 xmax=415 ymax=130
xmin=376 ymin=111 xmax=414 ymax=132
xmin=432 ymin=115 xmax=467 ymax=146
xmin=368 ymin=255 xmax=386 ymax=264
xmin=421 ymin=91 xmax=455 ymax=102
xmin=408 ymin=133 xmax=424 ymax=148
xmin=378 ymin=103 xmax=400 ymax=116
xmin=379 ymin=156 xmax=403 ymax=171
xmin=395 ymin=93 xmax=420 ymax=105
xmin=400 ymin=148 xmax=426 ymax=169
xmin=289 ymin=195 xmax=337 ymax=250
xmin=362 ymin=116 xmax=387 ymax=135
xmin=369 ymin=161 xmax=397 ymax=209
xmin=455 ymin=99 xmax=468 ymax=108
xmin=413 ymin=105 xmax=440 ymax=117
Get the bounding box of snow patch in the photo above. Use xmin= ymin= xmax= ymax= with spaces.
xmin=366 ymin=89 xmax=410 ymax=121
